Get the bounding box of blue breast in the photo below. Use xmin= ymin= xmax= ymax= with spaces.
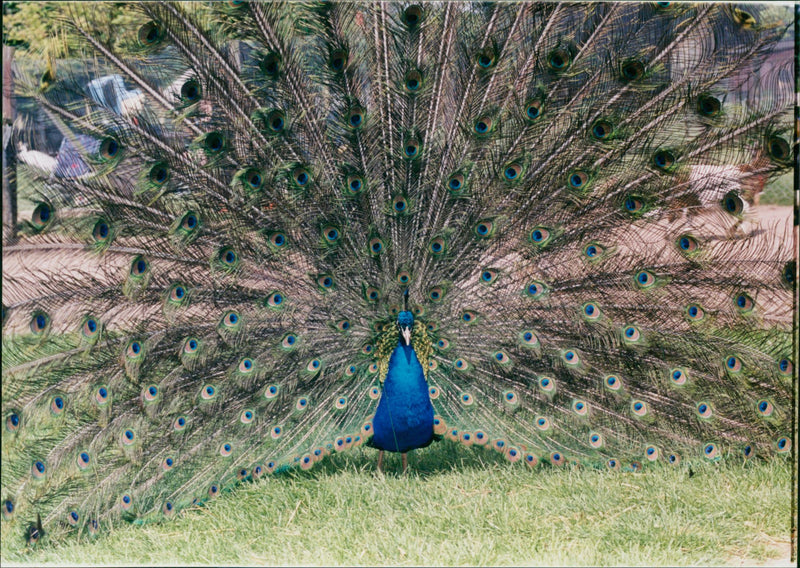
xmin=371 ymin=343 xmax=435 ymax=453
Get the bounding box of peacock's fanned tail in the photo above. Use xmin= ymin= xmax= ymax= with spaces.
xmin=1 ymin=1 xmax=794 ymax=543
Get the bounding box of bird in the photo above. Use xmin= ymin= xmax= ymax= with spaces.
xmin=1 ymin=0 xmax=795 ymax=546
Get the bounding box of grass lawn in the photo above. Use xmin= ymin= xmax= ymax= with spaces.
xmin=1 ymin=442 xmax=792 ymax=567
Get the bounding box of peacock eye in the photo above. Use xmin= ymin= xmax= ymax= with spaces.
xmin=671 ymin=368 xmax=689 ymax=385
xmin=653 ymin=149 xmax=675 ymax=170
xmin=473 ymin=116 xmax=493 ymax=135
xmin=722 ymin=192 xmax=744 ymax=215
xmin=282 ymin=333 xmax=298 ymax=349
xmin=150 ymin=163 xmax=170 ymax=185
xmin=392 ymin=195 xmax=409 ymax=213
xmin=130 ymin=256 xmax=149 ymax=276
xmin=697 ymin=94 xmax=721 ymax=117
xmin=582 ymin=302 xmax=601 ymax=319
xmin=474 ymin=220 xmax=494 ymax=238
xmin=31 ymin=202 xmax=53 ymax=229
xmin=270 ymin=232 xmax=287 ymax=248
xmin=203 ymin=132 xmax=225 ymax=153
xmin=568 ymin=171 xmax=589 ymax=189
xmin=530 ymin=227 xmax=551 ymax=245
xmin=404 ymin=69 xmax=423 ymax=92
xmin=696 ymin=402 xmax=713 ymax=419
xmin=767 ymin=136 xmax=791 ymax=163
xmin=622 ymin=325 xmax=641 ymax=342
xmin=495 ymin=352 xmax=511 ymax=365
xmin=222 ymin=311 xmax=240 ymax=328
xmin=92 ymin=219 xmax=110 ymax=242
xmin=677 ymin=235 xmax=699 ymax=253
xmin=429 ymin=237 xmax=446 ymax=255
xmin=322 ymin=226 xmax=340 ymax=242
xmin=293 ymin=167 xmax=311 ymax=187
xmin=369 ymin=237 xmax=385 ymax=255
xmin=620 ymin=59 xmax=644 ymax=81
xmin=584 ymin=243 xmax=604 ymax=258
xmin=403 ymin=138 xmax=421 ymax=158
xmin=447 ymin=172 xmax=466 ymax=193
xmin=95 ymin=385 xmax=110 ymax=405
xmin=76 ymin=451 xmax=91 ymax=469
xmin=317 ymin=274 xmax=335 ymax=289
xmin=329 ymin=48 xmax=348 ymax=72
xmin=525 ymin=99 xmax=543 ymax=121
xmin=631 ymin=400 xmax=648 ymax=416
xmin=30 ymin=312 xmax=50 ymax=334
xmin=242 ymin=168 xmax=264 ymax=191
xmin=261 ymin=52 xmax=281 ymax=77
xmin=143 ymin=385 xmax=159 ymax=402
xmin=635 ymin=270 xmax=655 ymax=288
xmin=365 ymin=286 xmax=380 ymax=302
xmin=169 ymin=284 xmax=187 ymax=302
xmin=138 ymin=21 xmax=164 ymax=46
xmin=51 ymin=396 xmax=65 ymax=414
xmin=547 ymin=48 xmax=571 ymax=71
xmin=624 ymin=196 xmax=644 ymax=214
xmin=503 ymin=162 xmax=523 ymax=181
xmin=264 ymin=109 xmax=286 ymax=133
xmin=685 ymin=304 xmax=705 ymax=322
xmin=403 ymin=4 xmax=422 ymax=27
xmin=476 ymin=49 xmax=496 ymax=69
xmin=218 ymin=247 xmax=238 ymax=266
xmin=521 ymin=330 xmax=539 ymax=347
xmin=563 ymin=350 xmax=579 ymax=365
xmin=180 ymin=79 xmax=201 ymax=103
xmin=480 ymin=269 xmax=497 ymax=284
xmin=346 ymin=174 xmax=364 ymax=194
xmin=525 ymin=280 xmax=547 ymax=299
xmin=127 ymin=340 xmax=143 ymax=358
xmin=734 ymin=293 xmax=754 ymax=312
xmin=201 ymin=385 xmax=216 ymax=400
xmin=99 ymin=137 xmax=121 ymax=160
xmin=266 ymin=291 xmax=284 ymax=308
xmin=756 ymin=400 xmax=774 ymax=417
xmin=346 ymin=106 xmax=365 ymax=129
xmin=591 ymin=119 xmax=613 ymax=141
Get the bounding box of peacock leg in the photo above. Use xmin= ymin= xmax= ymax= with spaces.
xmin=402 ymin=453 xmax=407 ymax=473
xmin=377 ymin=450 xmax=384 ymax=472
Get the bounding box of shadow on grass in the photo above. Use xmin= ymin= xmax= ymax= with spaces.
xmin=274 ymin=439 xmax=520 ymax=481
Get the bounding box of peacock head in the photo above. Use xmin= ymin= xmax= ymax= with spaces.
xmin=397 ymin=311 xmax=414 ymax=346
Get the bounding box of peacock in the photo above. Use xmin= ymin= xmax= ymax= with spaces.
xmin=1 ymin=1 xmax=795 ymax=546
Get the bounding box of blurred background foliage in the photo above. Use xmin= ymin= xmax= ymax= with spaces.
xmin=3 ymin=2 xmax=141 ymax=55
xmin=2 ymin=1 xmax=793 ymax=206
